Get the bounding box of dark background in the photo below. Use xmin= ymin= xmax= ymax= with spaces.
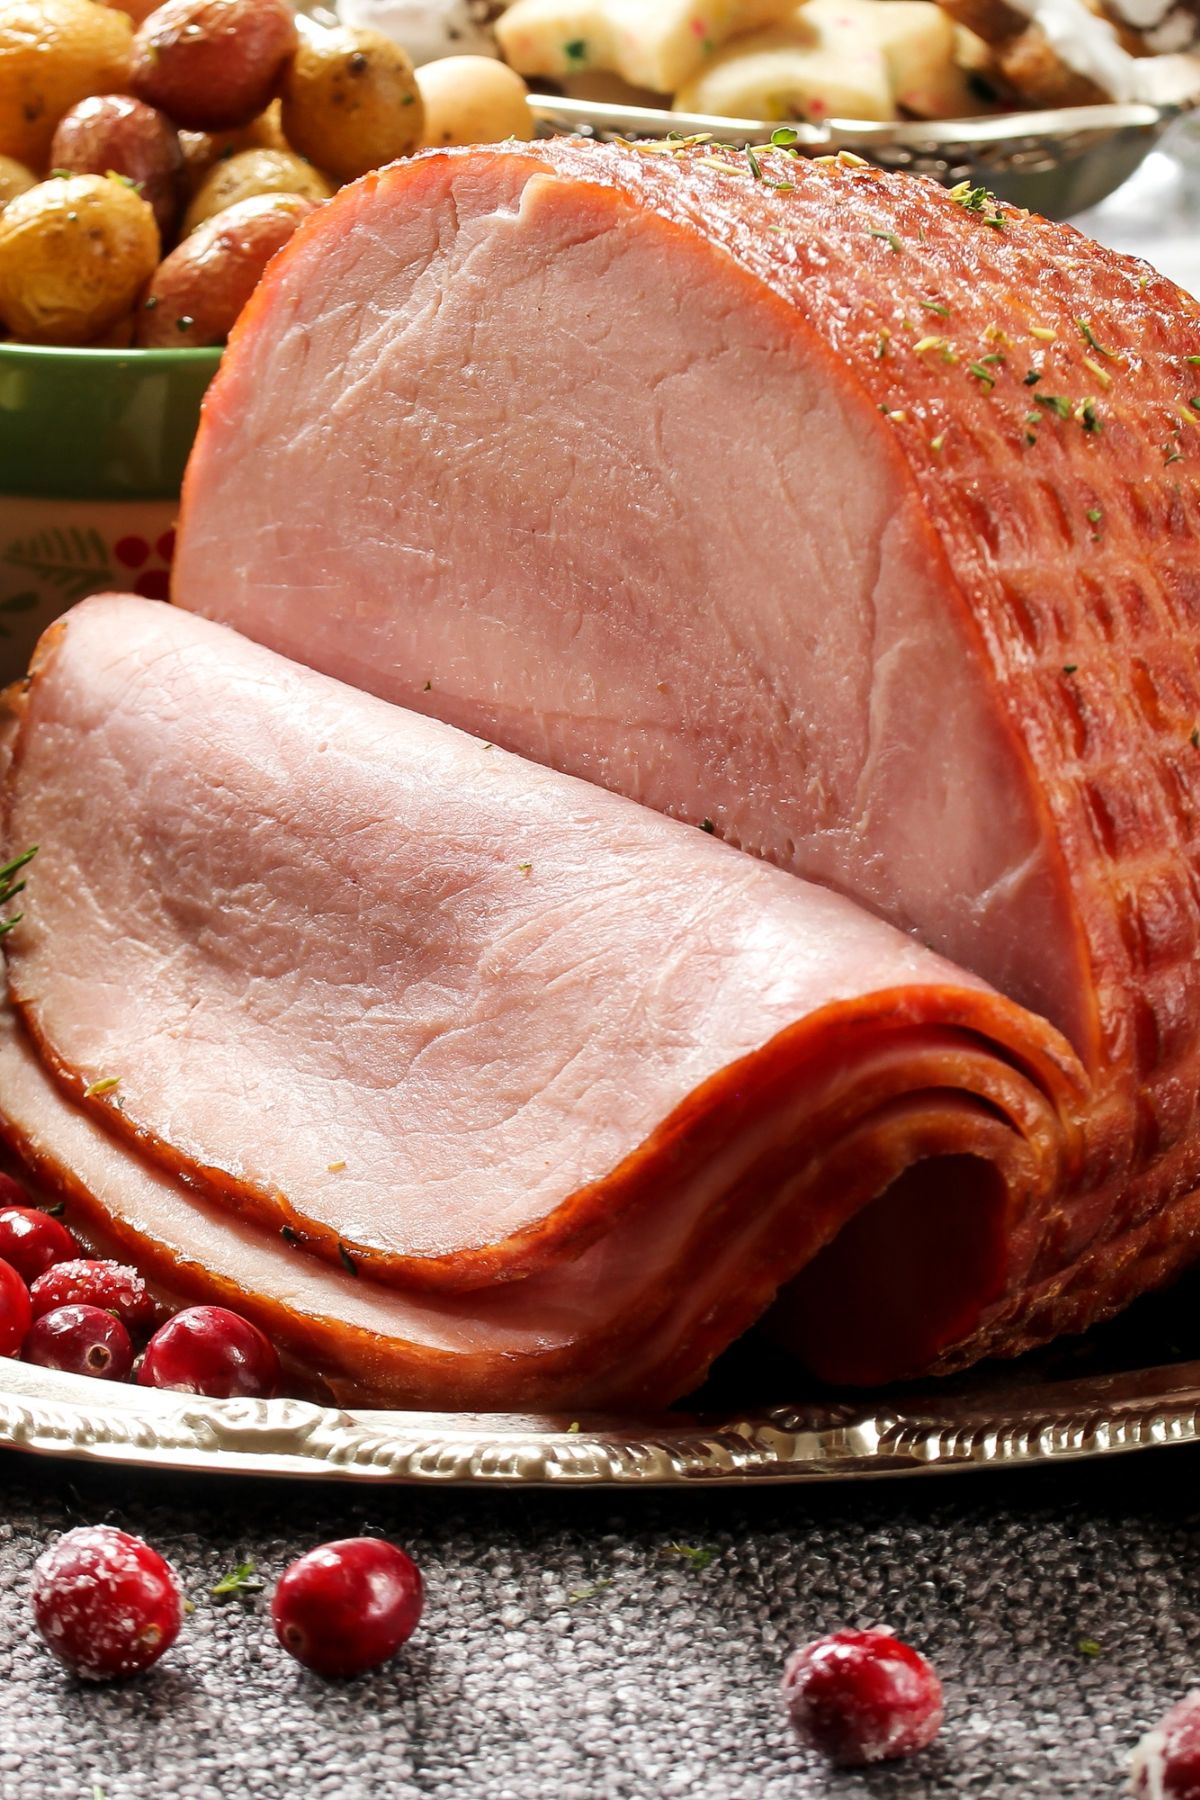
xmin=0 ymin=1442 xmax=1193 ymax=1799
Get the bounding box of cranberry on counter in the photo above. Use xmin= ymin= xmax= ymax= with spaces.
xmin=24 ymin=1304 xmax=134 ymax=1381
xmin=0 ymin=1205 xmax=77 ymax=1284
xmin=31 ymin=1525 xmax=183 ymax=1680
xmin=271 ymin=1538 xmax=424 ymax=1677
xmin=0 ymin=1258 xmax=31 ymax=1358
xmin=138 ymin=1305 xmax=280 ymax=1399
xmin=782 ymin=1628 xmax=944 ymax=1766
xmin=30 ymin=1259 xmax=154 ymax=1331
xmin=1131 ymin=1690 xmax=1200 ymax=1799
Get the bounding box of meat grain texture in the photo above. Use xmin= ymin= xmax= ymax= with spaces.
xmin=5 ymin=140 xmax=1200 ymax=1408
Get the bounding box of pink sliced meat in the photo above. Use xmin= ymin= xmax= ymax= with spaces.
xmin=0 ymin=596 xmax=1092 ymax=1403
xmin=169 ymin=139 xmax=1200 ymax=1376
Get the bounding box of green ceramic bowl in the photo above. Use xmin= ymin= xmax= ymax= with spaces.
xmin=0 ymin=343 xmax=221 ymax=682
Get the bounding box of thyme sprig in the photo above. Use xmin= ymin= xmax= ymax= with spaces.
xmin=947 ymin=181 xmax=1005 ymax=228
xmin=0 ymin=845 xmax=36 ymax=937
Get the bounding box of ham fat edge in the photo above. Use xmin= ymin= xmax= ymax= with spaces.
xmin=3 ymin=141 xmax=1200 ymax=1404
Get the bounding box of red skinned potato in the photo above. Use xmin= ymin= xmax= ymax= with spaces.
xmin=130 ymin=0 xmax=298 ymax=132
xmin=135 ymin=190 xmax=316 ymax=346
xmin=50 ymin=96 xmax=184 ymax=243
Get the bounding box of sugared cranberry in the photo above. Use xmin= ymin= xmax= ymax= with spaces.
xmin=271 ymin=1538 xmax=424 ymax=1677
xmin=0 ymin=1258 xmax=31 ymax=1357
xmin=782 ymin=1628 xmax=944 ymax=1766
xmin=0 ymin=1206 xmax=76 ymax=1283
xmin=24 ymin=1304 xmax=134 ymax=1381
xmin=30 ymin=1259 xmax=154 ymax=1331
xmin=1131 ymin=1691 xmax=1200 ymax=1798
xmin=138 ymin=1305 xmax=279 ymax=1399
xmin=31 ymin=1525 xmax=183 ymax=1680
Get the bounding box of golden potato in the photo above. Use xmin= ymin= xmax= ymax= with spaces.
xmin=0 ymin=155 xmax=36 ymax=210
xmin=0 ymin=0 xmax=133 ymax=170
xmin=183 ymin=146 xmax=333 ymax=234
xmin=0 ymin=173 xmax=159 ymax=345
xmin=417 ymin=56 xmax=533 ymax=147
xmin=281 ymin=27 xmax=424 ymax=184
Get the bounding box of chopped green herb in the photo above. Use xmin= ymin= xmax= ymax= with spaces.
xmin=83 ymin=1076 xmax=120 ymax=1099
xmin=1075 ymin=1635 xmax=1103 ymax=1658
xmin=978 ymin=352 xmax=1005 ymax=366
xmin=744 ymin=146 xmax=794 ymax=192
xmin=968 ymin=362 xmax=997 ymax=388
xmin=929 ymin=433 xmax=946 ymax=452
xmin=701 ymin=819 xmax=715 ymax=833
xmin=1076 ymin=318 xmax=1116 ymax=358
xmin=1025 ymin=412 xmax=1043 ymax=426
xmin=876 ymin=329 xmax=891 ymax=359
xmin=660 ymin=1543 xmax=717 ymax=1571
xmin=919 ymin=299 xmax=950 ymax=317
xmin=567 ymin=1580 xmax=612 ymax=1604
xmin=49 ymin=168 xmax=73 ymax=179
xmin=518 ymin=861 xmax=533 ymax=874
xmin=1086 ymin=507 xmax=1102 ymax=525
xmin=566 ymin=1420 xmax=581 ymax=1433
xmin=211 ymin=1561 xmax=264 ymax=1603
xmin=1062 ymin=664 xmax=1078 ymax=675
xmin=1023 ymin=370 xmax=1042 ymax=386
xmin=0 ymin=843 xmax=36 ymax=937
xmin=1187 ymin=355 xmax=1200 ymax=365
xmin=280 ymin=1224 xmax=301 ymax=1247
xmin=105 ymin=170 xmax=141 ymax=190
xmin=563 ymin=38 xmax=587 ymax=63
xmin=1077 ymin=398 xmax=1102 ymax=434
xmin=1191 ymin=728 xmax=1199 ymax=748
xmin=338 ymin=1240 xmax=359 ymax=1277
xmin=143 ymin=294 xmax=158 ymax=310
xmin=422 ymin=679 xmax=431 ymax=691
xmin=868 ymin=228 xmax=903 ymax=253
xmin=1190 ymin=397 xmax=1200 ymax=411
xmin=1036 ymin=394 xmax=1072 ymax=419
xmin=947 ymin=181 xmax=1005 ymax=227
xmin=771 ymin=127 xmax=800 ymax=148
xmin=176 ymin=315 xmax=194 ymax=332
xmin=44 ymin=1201 xmax=66 ymax=1219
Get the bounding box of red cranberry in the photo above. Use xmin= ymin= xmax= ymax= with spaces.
xmin=31 ymin=1525 xmax=183 ymax=1680
xmin=782 ymin=1628 xmax=944 ymax=1766
xmin=138 ymin=1305 xmax=279 ymax=1399
xmin=0 ymin=1258 xmax=31 ymax=1357
xmin=24 ymin=1305 xmax=134 ymax=1382
xmin=0 ymin=1172 xmax=29 ymax=1208
xmin=271 ymin=1538 xmax=424 ymax=1677
xmin=1131 ymin=1691 xmax=1200 ymax=1799
xmin=30 ymin=1259 xmax=154 ymax=1331
xmin=0 ymin=1206 xmax=77 ymax=1283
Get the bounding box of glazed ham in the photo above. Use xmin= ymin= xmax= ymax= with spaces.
xmin=7 ymin=144 xmax=1200 ymax=1405
xmin=166 ymin=140 xmax=1200 ymax=1385
xmin=0 ymin=595 xmax=1092 ymax=1404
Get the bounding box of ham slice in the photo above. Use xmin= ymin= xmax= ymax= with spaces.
xmin=0 ymin=595 xmax=1097 ymax=1404
xmin=168 ymin=140 xmax=1200 ymax=1379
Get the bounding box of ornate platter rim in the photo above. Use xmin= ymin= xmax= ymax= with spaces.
xmin=2 ymin=1355 xmax=1199 ymax=1485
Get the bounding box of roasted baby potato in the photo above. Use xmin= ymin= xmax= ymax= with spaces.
xmin=416 ymin=55 xmax=534 ymax=146
xmin=183 ymin=147 xmax=333 ymax=233
xmin=130 ymin=0 xmax=298 ymax=132
xmin=0 ymin=173 xmax=160 ymax=345
xmin=280 ymin=27 xmax=424 ymax=183
xmin=50 ymin=95 xmax=184 ymax=241
xmin=136 ymin=190 xmax=315 ymax=345
xmin=0 ymin=0 xmax=134 ymax=169
xmin=0 ymin=155 xmax=36 ymax=211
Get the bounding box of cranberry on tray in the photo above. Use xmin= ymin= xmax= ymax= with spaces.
xmin=0 ymin=1204 xmax=76 ymax=1284
xmin=271 ymin=1538 xmax=424 ymax=1677
xmin=138 ymin=1305 xmax=280 ymax=1399
xmin=782 ymin=1628 xmax=944 ymax=1766
xmin=0 ymin=1258 xmax=31 ymax=1359
xmin=31 ymin=1524 xmax=183 ymax=1681
xmin=24 ymin=1304 xmax=134 ymax=1381
xmin=29 ymin=1258 xmax=154 ymax=1331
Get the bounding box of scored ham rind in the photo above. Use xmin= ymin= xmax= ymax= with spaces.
xmin=0 ymin=596 xmax=1091 ymax=1402
xmin=171 ymin=140 xmax=1200 ymax=1376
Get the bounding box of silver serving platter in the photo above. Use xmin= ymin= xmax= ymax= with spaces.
xmin=529 ymin=91 xmax=1197 ymax=217
xmin=4 ymin=1342 xmax=1200 ymax=1485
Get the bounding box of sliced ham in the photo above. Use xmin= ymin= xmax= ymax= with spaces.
xmin=0 ymin=596 xmax=1095 ymax=1403
xmin=168 ymin=140 xmax=1200 ymax=1375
